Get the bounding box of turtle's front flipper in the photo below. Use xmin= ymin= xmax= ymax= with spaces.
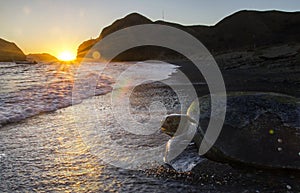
xmin=162 ymin=115 xmax=200 ymax=171
xmin=164 ymin=143 xmax=204 ymax=172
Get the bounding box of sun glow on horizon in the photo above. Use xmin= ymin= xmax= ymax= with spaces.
xmin=57 ymin=51 xmax=76 ymax=61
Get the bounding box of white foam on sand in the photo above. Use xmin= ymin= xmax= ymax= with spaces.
xmin=112 ymin=61 xmax=179 ymax=89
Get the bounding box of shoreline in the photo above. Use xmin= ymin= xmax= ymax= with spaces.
xmin=0 ymin=61 xmax=299 ymax=192
xmin=1 ymin=59 xmax=299 ymax=128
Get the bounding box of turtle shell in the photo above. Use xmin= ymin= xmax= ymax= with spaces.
xmin=192 ymin=92 xmax=300 ymax=170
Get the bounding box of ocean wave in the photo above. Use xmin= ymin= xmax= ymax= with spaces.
xmin=0 ymin=62 xmax=114 ymax=126
xmin=0 ymin=61 xmax=178 ymax=127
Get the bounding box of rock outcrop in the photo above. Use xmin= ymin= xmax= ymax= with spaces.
xmin=0 ymin=38 xmax=26 ymax=62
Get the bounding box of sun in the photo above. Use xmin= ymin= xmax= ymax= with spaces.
xmin=57 ymin=51 xmax=76 ymax=61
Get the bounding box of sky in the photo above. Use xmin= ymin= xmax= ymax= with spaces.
xmin=0 ymin=0 xmax=300 ymax=58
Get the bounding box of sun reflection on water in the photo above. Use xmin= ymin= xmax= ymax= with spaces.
xmin=39 ymin=109 xmax=123 ymax=192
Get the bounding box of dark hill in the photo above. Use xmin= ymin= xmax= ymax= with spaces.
xmin=100 ymin=13 xmax=152 ymax=38
xmin=27 ymin=53 xmax=58 ymax=62
xmin=0 ymin=38 xmax=26 ymax=62
xmin=210 ymin=10 xmax=300 ymax=51
xmin=77 ymin=13 xmax=152 ymax=59
xmin=77 ymin=10 xmax=300 ymax=61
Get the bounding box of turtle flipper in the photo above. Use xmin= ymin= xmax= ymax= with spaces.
xmin=163 ymin=116 xmax=198 ymax=164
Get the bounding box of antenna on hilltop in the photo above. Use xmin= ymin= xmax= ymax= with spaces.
xmin=162 ymin=10 xmax=165 ymax=21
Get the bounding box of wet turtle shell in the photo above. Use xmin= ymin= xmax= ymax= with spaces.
xmin=191 ymin=92 xmax=300 ymax=170
xmin=161 ymin=92 xmax=300 ymax=170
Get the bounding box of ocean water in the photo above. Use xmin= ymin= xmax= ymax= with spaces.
xmin=0 ymin=61 xmax=114 ymax=126
xmin=0 ymin=61 xmax=203 ymax=192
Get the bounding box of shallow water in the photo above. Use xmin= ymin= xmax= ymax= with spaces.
xmin=0 ymin=106 xmax=193 ymax=192
xmin=0 ymin=61 xmax=205 ymax=192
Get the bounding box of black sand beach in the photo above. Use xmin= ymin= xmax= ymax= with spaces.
xmin=135 ymin=64 xmax=300 ymax=192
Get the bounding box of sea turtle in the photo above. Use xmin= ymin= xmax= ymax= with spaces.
xmin=161 ymin=92 xmax=300 ymax=170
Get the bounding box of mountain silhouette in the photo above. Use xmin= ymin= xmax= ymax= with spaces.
xmin=77 ymin=10 xmax=300 ymax=61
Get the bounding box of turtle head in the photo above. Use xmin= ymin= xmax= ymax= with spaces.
xmin=161 ymin=114 xmax=196 ymax=137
